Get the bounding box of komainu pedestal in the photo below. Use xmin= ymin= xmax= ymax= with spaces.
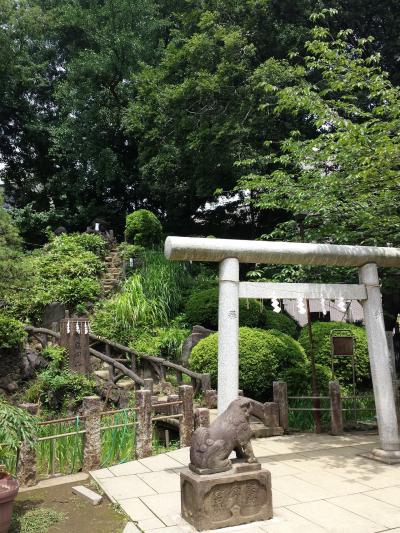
xmin=181 ymin=462 xmax=272 ymax=531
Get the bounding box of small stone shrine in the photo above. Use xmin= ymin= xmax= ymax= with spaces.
xmin=180 ymin=397 xmax=273 ymax=530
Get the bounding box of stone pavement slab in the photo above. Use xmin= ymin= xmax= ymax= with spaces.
xmin=91 ymin=432 xmax=400 ymax=532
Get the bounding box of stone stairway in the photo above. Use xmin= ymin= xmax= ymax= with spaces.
xmin=101 ymin=247 xmax=123 ymax=295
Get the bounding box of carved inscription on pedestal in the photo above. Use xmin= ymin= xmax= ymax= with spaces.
xmin=181 ymin=466 xmax=273 ymax=531
xmin=203 ymin=479 xmax=266 ymax=522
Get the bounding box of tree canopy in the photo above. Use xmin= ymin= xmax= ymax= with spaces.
xmin=1 ymin=0 xmax=400 ymax=252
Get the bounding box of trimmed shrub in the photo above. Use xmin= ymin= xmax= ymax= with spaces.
xmin=298 ymin=321 xmax=370 ymax=387
xmin=125 ymin=209 xmax=162 ymax=248
xmin=185 ymin=288 xmax=265 ymax=329
xmin=185 ymin=287 xmax=298 ymax=336
xmin=189 ymin=327 xmax=307 ymax=400
xmin=264 ymin=310 xmax=298 ymax=338
xmin=280 ymin=363 xmax=332 ymax=395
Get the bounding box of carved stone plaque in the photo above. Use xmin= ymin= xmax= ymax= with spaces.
xmin=181 ymin=463 xmax=272 ymax=530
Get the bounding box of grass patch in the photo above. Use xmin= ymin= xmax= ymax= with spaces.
xmin=10 ymin=507 xmax=65 ymax=533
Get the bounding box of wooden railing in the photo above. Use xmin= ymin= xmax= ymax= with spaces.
xmin=24 ymin=325 xmax=211 ymax=393
xmin=17 ymin=386 xmax=198 ymax=486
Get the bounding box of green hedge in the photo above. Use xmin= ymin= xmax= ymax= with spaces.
xmin=125 ymin=209 xmax=162 ymax=248
xmin=264 ymin=310 xmax=298 ymax=338
xmin=189 ymin=327 xmax=307 ymax=400
xmin=298 ymin=321 xmax=370 ymax=387
xmin=185 ymin=287 xmax=298 ymax=335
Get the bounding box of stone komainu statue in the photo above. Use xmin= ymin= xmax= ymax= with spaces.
xmin=190 ymin=397 xmax=259 ymax=473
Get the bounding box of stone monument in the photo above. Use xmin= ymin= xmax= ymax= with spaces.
xmin=180 ymin=397 xmax=273 ymax=530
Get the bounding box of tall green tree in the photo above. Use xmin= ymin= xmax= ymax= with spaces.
xmin=49 ymin=0 xmax=160 ymax=232
xmin=124 ymin=0 xmax=316 ymax=234
xmin=240 ymin=9 xmax=400 ymax=247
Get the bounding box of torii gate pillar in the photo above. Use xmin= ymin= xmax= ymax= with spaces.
xmin=359 ymin=263 xmax=400 ymax=459
xmin=218 ymin=258 xmax=239 ymax=412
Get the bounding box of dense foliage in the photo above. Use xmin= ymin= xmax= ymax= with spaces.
xmin=3 ymin=233 xmax=106 ymax=321
xmin=24 ymin=346 xmax=96 ymax=412
xmin=0 ymin=397 xmax=36 ymax=457
xmin=91 ymin=251 xmax=191 ymax=344
xmin=2 ymin=1 xmax=400 ymax=244
xmin=240 ymin=9 xmax=400 ymax=249
xmin=0 ymin=314 xmax=26 ymax=349
xmin=189 ymin=327 xmax=307 ymax=399
xmin=298 ymin=321 xmax=370 ymax=387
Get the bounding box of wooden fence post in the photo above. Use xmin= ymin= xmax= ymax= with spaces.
xmin=200 ymin=373 xmax=211 ymax=393
xmin=144 ymin=378 xmax=154 ymax=395
xmin=194 ymin=407 xmax=210 ymax=429
xmin=82 ymin=395 xmax=102 ymax=471
xmin=136 ymin=389 xmax=152 ymax=459
xmin=329 ymin=381 xmax=343 ymax=436
xmin=179 ymin=385 xmax=194 ymax=447
xmin=273 ymin=381 xmax=288 ymax=432
xmin=17 ymin=441 xmax=37 ymax=487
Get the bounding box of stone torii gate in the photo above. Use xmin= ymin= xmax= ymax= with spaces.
xmin=165 ymin=237 xmax=400 ymax=463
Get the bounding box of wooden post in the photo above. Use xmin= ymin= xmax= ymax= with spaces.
xmin=106 ymin=344 xmax=114 ymax=381
xmin=136 ymin=389 xmax=152 ymax=459
xmin=59 ymin=318 xmax=91 ymax=374
xmin=167 ymin=394 xmax=179 ymax=415
xmin=200 ymin=373 xmax=211 ymax=393
xmin=82 ymin=396 xmax=102 ymax=471
xmin=144 ymin=378 xmax=154 ymax=395
xmin=329 ymin=381 xmax=343 ymax=436
xmin=176 ymin=370 xmax=183 ymax=385
xmin=194 ymin=407 xmax=210 ymax=429
xmin=179 ymin=385 xmax=194 ymax=447
xmin=273 ymin=381 xmax=288 ymax=432
xmin=17 ymin=405 xmax=37 ymax=487
xmin=306 ymin=299 xmax=321 ymax=433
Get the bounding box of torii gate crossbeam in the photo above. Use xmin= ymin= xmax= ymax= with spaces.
xmin=165 ymin=237 xmax=400 ymax=463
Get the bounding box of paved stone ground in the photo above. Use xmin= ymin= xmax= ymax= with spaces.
xmin=91 ymin=432 xmax=400 ymax=533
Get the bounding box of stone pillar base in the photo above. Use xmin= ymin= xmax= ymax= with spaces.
xmin=180 ymin=462 xmax=273 ymax=531
xmin=360 ymin=448 xmax=400 ymax=465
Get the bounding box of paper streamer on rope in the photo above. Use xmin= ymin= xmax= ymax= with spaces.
xmin=296 ymin=296 xmax=306 ymax=315
xmin=67 ymin=320 xmax=70 ymax=334
xmin=337 ymin=296 xmax=347 ymax=313
xmin=271 ymin=297 xmax=281 ymax=313
xmin=84 ymin=322 xmax=88 ymax=335
xmin=76 ymin=322 xmax=80 ymax=334
xmin=320 ymin=297 xmax=327 ymax=316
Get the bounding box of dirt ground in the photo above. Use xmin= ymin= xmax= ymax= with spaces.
xmin=13 ymin=480 xmax=128 ymax=533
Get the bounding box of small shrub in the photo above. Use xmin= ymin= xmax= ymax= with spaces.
xmin=0 ymin=314 xmax=26 ymax=349
xmin=125 ymin=209 xmax=163 ymax=248
xmin=50 ymin=232 xmax=107 ymax=257
xmin=25 ymin=367 xmax=96 ymax=412
xmin=189 ymin=327 xmax=307 ymax=400
xmin=298 ymin=321 xmax=370 ymax=387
